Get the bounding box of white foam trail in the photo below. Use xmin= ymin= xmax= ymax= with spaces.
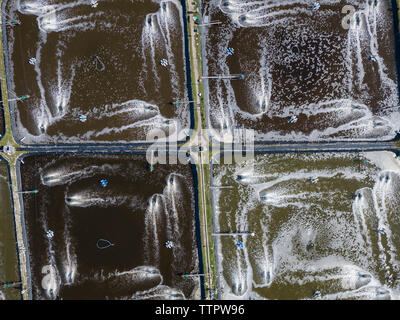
xmin=142 ymin=13 xmax=161 ymax=87
xmin=371 ymin=172 xmax=400 ymax=278
xmin=65 ymin=192 xmax=130 ymax=208
xmin=158 ymin=1 xmax=181 ymax=98
xmin=144 ymin=194 xmax=164 ymax=266
xmin=62 ymin=205 xmax=77 ymax=284
xmin=38 ymin=208 xmax=61 ymax=299
xmin=41 ymin=163 xmax=121 ymax=186
xmin=164 ymin=172 xmax=187 ymax=274
xmin=352 ymin=188 xmax=374 ymax=255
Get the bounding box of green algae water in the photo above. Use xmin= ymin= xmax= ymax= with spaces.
xmin=211 ymin=151 xmax=400 ymax=299
xmin=0 ymin=160 xmax=20 ymax=300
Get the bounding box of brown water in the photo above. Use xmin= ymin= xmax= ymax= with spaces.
xmin=0 ymin=99 xmax=4 ymax=138
xmin=20 ymin=153 xmax=199 ymax=299
xmin=212 ymin=151 xmax=400 ymax=299
xmin=0 ymin=159 xmax=21 ymax=300
xmin=202 ymin=0 xmax=400 ymax=141
xmin=4 ymin=0 xmax=189 ymax=143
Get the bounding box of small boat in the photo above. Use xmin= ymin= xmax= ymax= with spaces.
xmin=352 ymin=192 xmax=362 ymax=200
xmin=236 ymin=174 xmax=244 ymax=181
xmin=356 ymin=15 xmax=360 ymax=26
xmin=233 ymin=74 xmax=244 ymax=79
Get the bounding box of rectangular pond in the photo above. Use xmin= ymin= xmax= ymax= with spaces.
xmin=20 ymin=153 xmax=201 ymax=299
xmin=0 ymin=159 xmax=20 ymax=300
xmin=202 ymin=0 xmax=400 ymax=141
xmin=4 ymin=0 xmax=190 ymax=144
xmin=211 ymin=151 xmax=400 ymax=299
